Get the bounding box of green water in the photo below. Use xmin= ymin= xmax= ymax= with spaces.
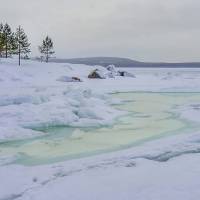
xmin=1 ymin=92 xmax=200 ymax=166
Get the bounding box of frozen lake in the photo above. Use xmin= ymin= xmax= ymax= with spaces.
xmin=1 ymin=60 xmax=200 ymax=199
xmin=1 ymin=92 xmax=200 ymax=166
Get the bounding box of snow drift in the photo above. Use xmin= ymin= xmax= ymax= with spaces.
xmin=0 ymin=59 xmax=124 ymax=141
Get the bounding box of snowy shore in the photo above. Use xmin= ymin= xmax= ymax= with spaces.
xmin=1 ymin=58 xmax=200 ymax=200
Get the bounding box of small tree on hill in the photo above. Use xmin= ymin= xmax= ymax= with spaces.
xmin=39 ymin=36 xmax=55 ymax=63
xmin=15 ymin=26 xmax=31 ymax=66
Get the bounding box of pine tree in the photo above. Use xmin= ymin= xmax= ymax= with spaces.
xmin=0 ymin=23 xmax=4 ymax=57
xmin=15 ymin=26 xmax=31 ymax=66
xmin=2 ymin=23 xmax=13 ymax=58
xmin=39 ymin=36 xmax=55 ymax=63
xmin=10 ymin=32 xmax=18 ymax=55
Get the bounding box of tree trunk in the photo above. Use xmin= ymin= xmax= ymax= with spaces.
xmin=46 ymin=47 xmax=49 ymax=63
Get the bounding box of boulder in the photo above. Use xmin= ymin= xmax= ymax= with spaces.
xmin=118 ymin=71 xmax=136 ymax=78
xmin=72 ymin=77 xmax=82 ymax=82
xmin=88 ymin=69 xmax=106 ymax=79
xmin=57 ymin=76 xmax=82 ymax=82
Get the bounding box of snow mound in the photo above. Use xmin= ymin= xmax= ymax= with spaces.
xmin=0 ymin=88 xmax=124 ymax=141
xmin=0 ymin=59 xmax=126 ymax=141
xmin=88 ymin=66 xmax=136 ymax=79
xmin=0 ymin=94 xmax=49 ymax=106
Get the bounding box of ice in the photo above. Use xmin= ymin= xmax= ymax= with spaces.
xmin=0 ymin=94 xmax=49 ymax=106
xmin=0 ymin=126 xmax=43 ymax=141
xmin=1 ymin=131 xmax=200 ymax=200
xmin=178 ymin=103 xmax=200 ymax=123
xmin=71 ymin=129 xmax=85 ymax=139
xmin=0 ymin=89 xmax=123 ymax=141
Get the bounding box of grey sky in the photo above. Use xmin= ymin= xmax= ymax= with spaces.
xmin=0 ymin=0 xmax=200 ymax=62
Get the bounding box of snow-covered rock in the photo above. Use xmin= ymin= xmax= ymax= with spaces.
xmin=88 ymin=66 xmax=137 ymax=79
xmin=106 ymin=65 xmax=136 ymax=78
xmin=118 ymin=71 xmax=136 ymax=78
xmin=57 ymin=76 xmax=82 ymax=82
xmin=106 ymin=65 xmax=117 ymax=73
xmin=106 ymin=65 xmax=118 ymax=76
xmin=88 ymin=69 xmax=106 ymax=79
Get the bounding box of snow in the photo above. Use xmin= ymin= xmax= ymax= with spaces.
xmin=1 ymin=58 xmax=200 ymax=200
xmin=1 ymin=130 xmax=200 ymax=200
xmin=178 ymin=103 xmax=200 ymax=123
xmin=17 ymin=155 xmax=200 ymax=200
xmin=0 ymin=59 xmax=125 ymax=141
xmin=57 ymin=76 xmax=82 ymax=82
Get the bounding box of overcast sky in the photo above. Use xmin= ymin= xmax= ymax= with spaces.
xmin=0 ymin=0 xmax=200 ymax=62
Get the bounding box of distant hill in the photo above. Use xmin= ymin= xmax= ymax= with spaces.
xmin=50 ymin=57 xmax=200 ymax=68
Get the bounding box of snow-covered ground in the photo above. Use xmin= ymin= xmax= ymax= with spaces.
xmin=0 ymin=59 xmax=125 ymax=141
xmin=1 ymin=58 xmax=200 ymax=200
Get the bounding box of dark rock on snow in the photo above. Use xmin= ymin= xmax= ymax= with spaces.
xmin=57 ymin=76 xmax=82 ymax=82
xmin=118 ymin=71 xmax=136 ymax=78
xmin=88 ymin=69 xmax=106 ymax=79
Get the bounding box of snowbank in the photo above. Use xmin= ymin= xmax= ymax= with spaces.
xmin=14 ymin=154 xmax=200 ymax=200
xmin=0 ymin=87 xmax=124 ymax=140
xmin=0 ymin=59 xmax=125 ymax=141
